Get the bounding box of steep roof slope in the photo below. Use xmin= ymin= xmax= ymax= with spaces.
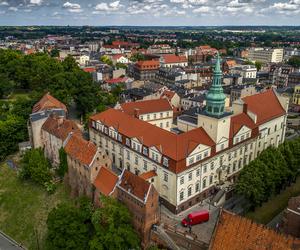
xmin=242 ymin=89 xmax=285 ymax=125
xmin=119 ymin=99 xmax=172 ymax=116
xmin=32 ymin=92 xmax=67 ymax=113
xmin=210 ymin=210 xmax=300 ymax=250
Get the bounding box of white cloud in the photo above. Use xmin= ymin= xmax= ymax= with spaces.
xmin=8 ymin=6 xmax=18 ymax=11
xmin=0 ymin=1 xmax=8 ymax=6
xmin=94 ymin=1 xmax=122 ymax=12
xmin=63 ymin=2 xmax=82 ymax=13
xmin=193 ymin=6 xmax=211 ymax=13
xmin=272 ymin=2 xmax=298 ymax=11
xmin=30 ymin=0 xmax=43 ymax=5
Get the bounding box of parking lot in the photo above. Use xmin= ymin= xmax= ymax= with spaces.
xmin=160 ymin=200 xmax=220 ymax=244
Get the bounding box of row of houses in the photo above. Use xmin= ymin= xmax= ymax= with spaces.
xmin=28 ymin=93 xmax=159 ymax=248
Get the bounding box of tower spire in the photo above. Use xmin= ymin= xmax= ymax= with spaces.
xmin=205 ymin=52 xmax=226 ymax=117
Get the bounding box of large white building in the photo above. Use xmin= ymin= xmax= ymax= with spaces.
xmin=89 ymin=55 xmax=288 ymax=214
xmin=248 ymin=48 xmax=284 ymax=64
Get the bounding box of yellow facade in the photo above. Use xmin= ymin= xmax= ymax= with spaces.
xmin=293 ymin=85 xmax=300 ymax=105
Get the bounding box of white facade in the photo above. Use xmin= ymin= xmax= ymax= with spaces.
xmin=248 ymin=48 xmax=283 ymax=63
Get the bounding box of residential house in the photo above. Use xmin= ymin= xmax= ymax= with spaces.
xmin=29 ymin=93 xmax=67 ymax=149
xmin=292 ymin=84 xmax=300 ymax=105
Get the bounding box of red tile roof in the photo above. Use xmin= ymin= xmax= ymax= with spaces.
xmin=93 ymin=167 xmax=118 ymax=196
xmin=136 ymin=60 xmax=160 ymax=70
xmin=64 ymin=134 xmax=97 ymax=166
xmin=42 ymin=116 xmax=81 ymax=141
xmin=119 ymin=99 xmax=173 ymax=116
xmin=83 ymin=67 xmax=96 ymax=73
xmin=90 ymin=109 xmax=214 ymax=164
xmin=32 ymin=92 xmax=67 ymax=113
xmin=119 ymin=170 xmax=151 ymax=201
xmin=210 ymin=210 xmax=300 ymax=250
xmin=105 ymin=77 xmax=128 ymax=84
xmin=161 ymin=90 xmax=176 ymax=100
xmin=243 ymin=89 xmax=286 ymax=125
xmin=229 ymin=113 xmax=257 ymax=138
xmin=139 ymin=170 xmax=157 ymax=180
xmin=112 ymin=54 xmax=125 ymax=60
xmin=161 ymin=54 xmax=187 ymax=64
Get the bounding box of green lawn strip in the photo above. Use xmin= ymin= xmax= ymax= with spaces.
xmin=246 ymin=176 xmax=300 ymax=224
xmin=0 ymin=163 xmax=72 ymax=249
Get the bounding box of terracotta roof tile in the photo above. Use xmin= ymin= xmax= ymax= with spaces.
xmin=229 ymin=113 xmax=257 ymax=138
xmin=93 ymin=167 xmax=119 ymax=196
xmin=119 ymin=170 xmax=150 ymax=201
xmin=139 ymin=170 xmax=157 ymax=180
xmin=136 ymin=60 xmax=160 ymax=70
xmin=32 ymin=92 xmax=67 ymax=113
xmin=162 ymin=90 xmax=176 ymax=99
xmin=243 ymin=89 xmax=286 ymax=125
xmin=64 ymin=134 xmax=97 ymax=166
xmin=161 ymin=54 xmax=187 ymax=64
xmin=42 ymin=116 xmax=81 ymax=141
xmin=210 ymin=210 xmax=300 ymax=250
xmin=119 ymin=99 xmax=173 ymax=116
xmin=90 ymin=109 xmax=214 ymax=164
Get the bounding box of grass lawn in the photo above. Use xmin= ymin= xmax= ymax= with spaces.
xmin=0 ymin=163 xmax=73 ymax=250
xmin=246 ymin=176 xmax=300 ymax=224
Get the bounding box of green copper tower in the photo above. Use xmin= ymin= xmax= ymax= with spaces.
xmin=205 ymin=53 xmax=226 ymax=117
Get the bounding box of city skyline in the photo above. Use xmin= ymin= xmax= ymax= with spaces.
xmin=0 ymin=0 xmax=300 ymax=26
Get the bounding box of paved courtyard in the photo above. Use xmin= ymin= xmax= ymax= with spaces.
xmin=160 ymin=199 xmax=220 ymax=244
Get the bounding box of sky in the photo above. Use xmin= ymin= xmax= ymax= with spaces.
xmin=0 ymin=0 xmax=299 ymax=26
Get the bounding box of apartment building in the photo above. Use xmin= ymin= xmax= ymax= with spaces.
xmin=248 ymin=48 xmax=283 ymax=63
xmin=89 ymin=55 xmax=288 ymax=214
xmin=230 ymin=65 xmax=257 ymax=79
xmin=293 ymin=84 xmax=300 ymax=105
xmin=132 ymin=60 xmax=160 ymax=80
xmin=115 ymin=99 xmax=173 ymax=131
xmin=159 ymin=54 xmax=188 ymax=68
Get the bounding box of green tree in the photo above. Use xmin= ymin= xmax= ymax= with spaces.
xmin=288 ymin=56 xmax=300 ymax=68
xmin=19 ymin=148 xmax=52 ymax=186
xmin=57 ymin=147 xmax=68 ymax=178
xmin=90 ymin=196 xmax=140 ymax=250
xmin=255 ymin=61 xmax=262 ymax=71
xmin=46 ymin=203 xmax=90 ymax=250
xmin=100 ymin=55 xmax=113 ymax=66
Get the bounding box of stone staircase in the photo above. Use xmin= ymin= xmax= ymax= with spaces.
xmin=156 ymin=224 xmax=181 ymax=250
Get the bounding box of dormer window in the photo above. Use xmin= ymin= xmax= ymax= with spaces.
xmin=163 ymin=157 xmax=169 ymax=167
xmin=126 ymin=138 xmax=130 ymax=146
xmin=143 ymin=147 xmax=148 ymax=155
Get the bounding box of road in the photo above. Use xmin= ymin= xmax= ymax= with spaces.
xmin=0 ymin=231 xmax=24 ymax=250
xmin=160 ymin=199 xmax=219 ymax=244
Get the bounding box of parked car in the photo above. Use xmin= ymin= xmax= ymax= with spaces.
xmin=181 ymin=210 xmax=209 ymax=227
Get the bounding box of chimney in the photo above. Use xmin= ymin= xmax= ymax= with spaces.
xmin=134 ymin=108 xmax=140 ymax=118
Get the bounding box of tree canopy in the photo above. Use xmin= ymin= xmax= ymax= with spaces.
xmin=236 ymin=138 xmax=300 ymax=207
xmin=46 ymin=196 xmax=140 ymax=250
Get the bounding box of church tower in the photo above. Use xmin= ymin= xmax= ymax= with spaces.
xmin=205 ymin=53 xmax=226 ymax=117
xmin=197 ymin=53 xmax=232 ymax=151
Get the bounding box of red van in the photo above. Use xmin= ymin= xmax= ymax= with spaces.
xmin=181 ymin=210 xmax=209 ymax=227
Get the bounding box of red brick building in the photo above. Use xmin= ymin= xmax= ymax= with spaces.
xmin=93 ymin=168 xmax=159 ymax=248
xmin=64 ymin=133 xmax=111 ymax=198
